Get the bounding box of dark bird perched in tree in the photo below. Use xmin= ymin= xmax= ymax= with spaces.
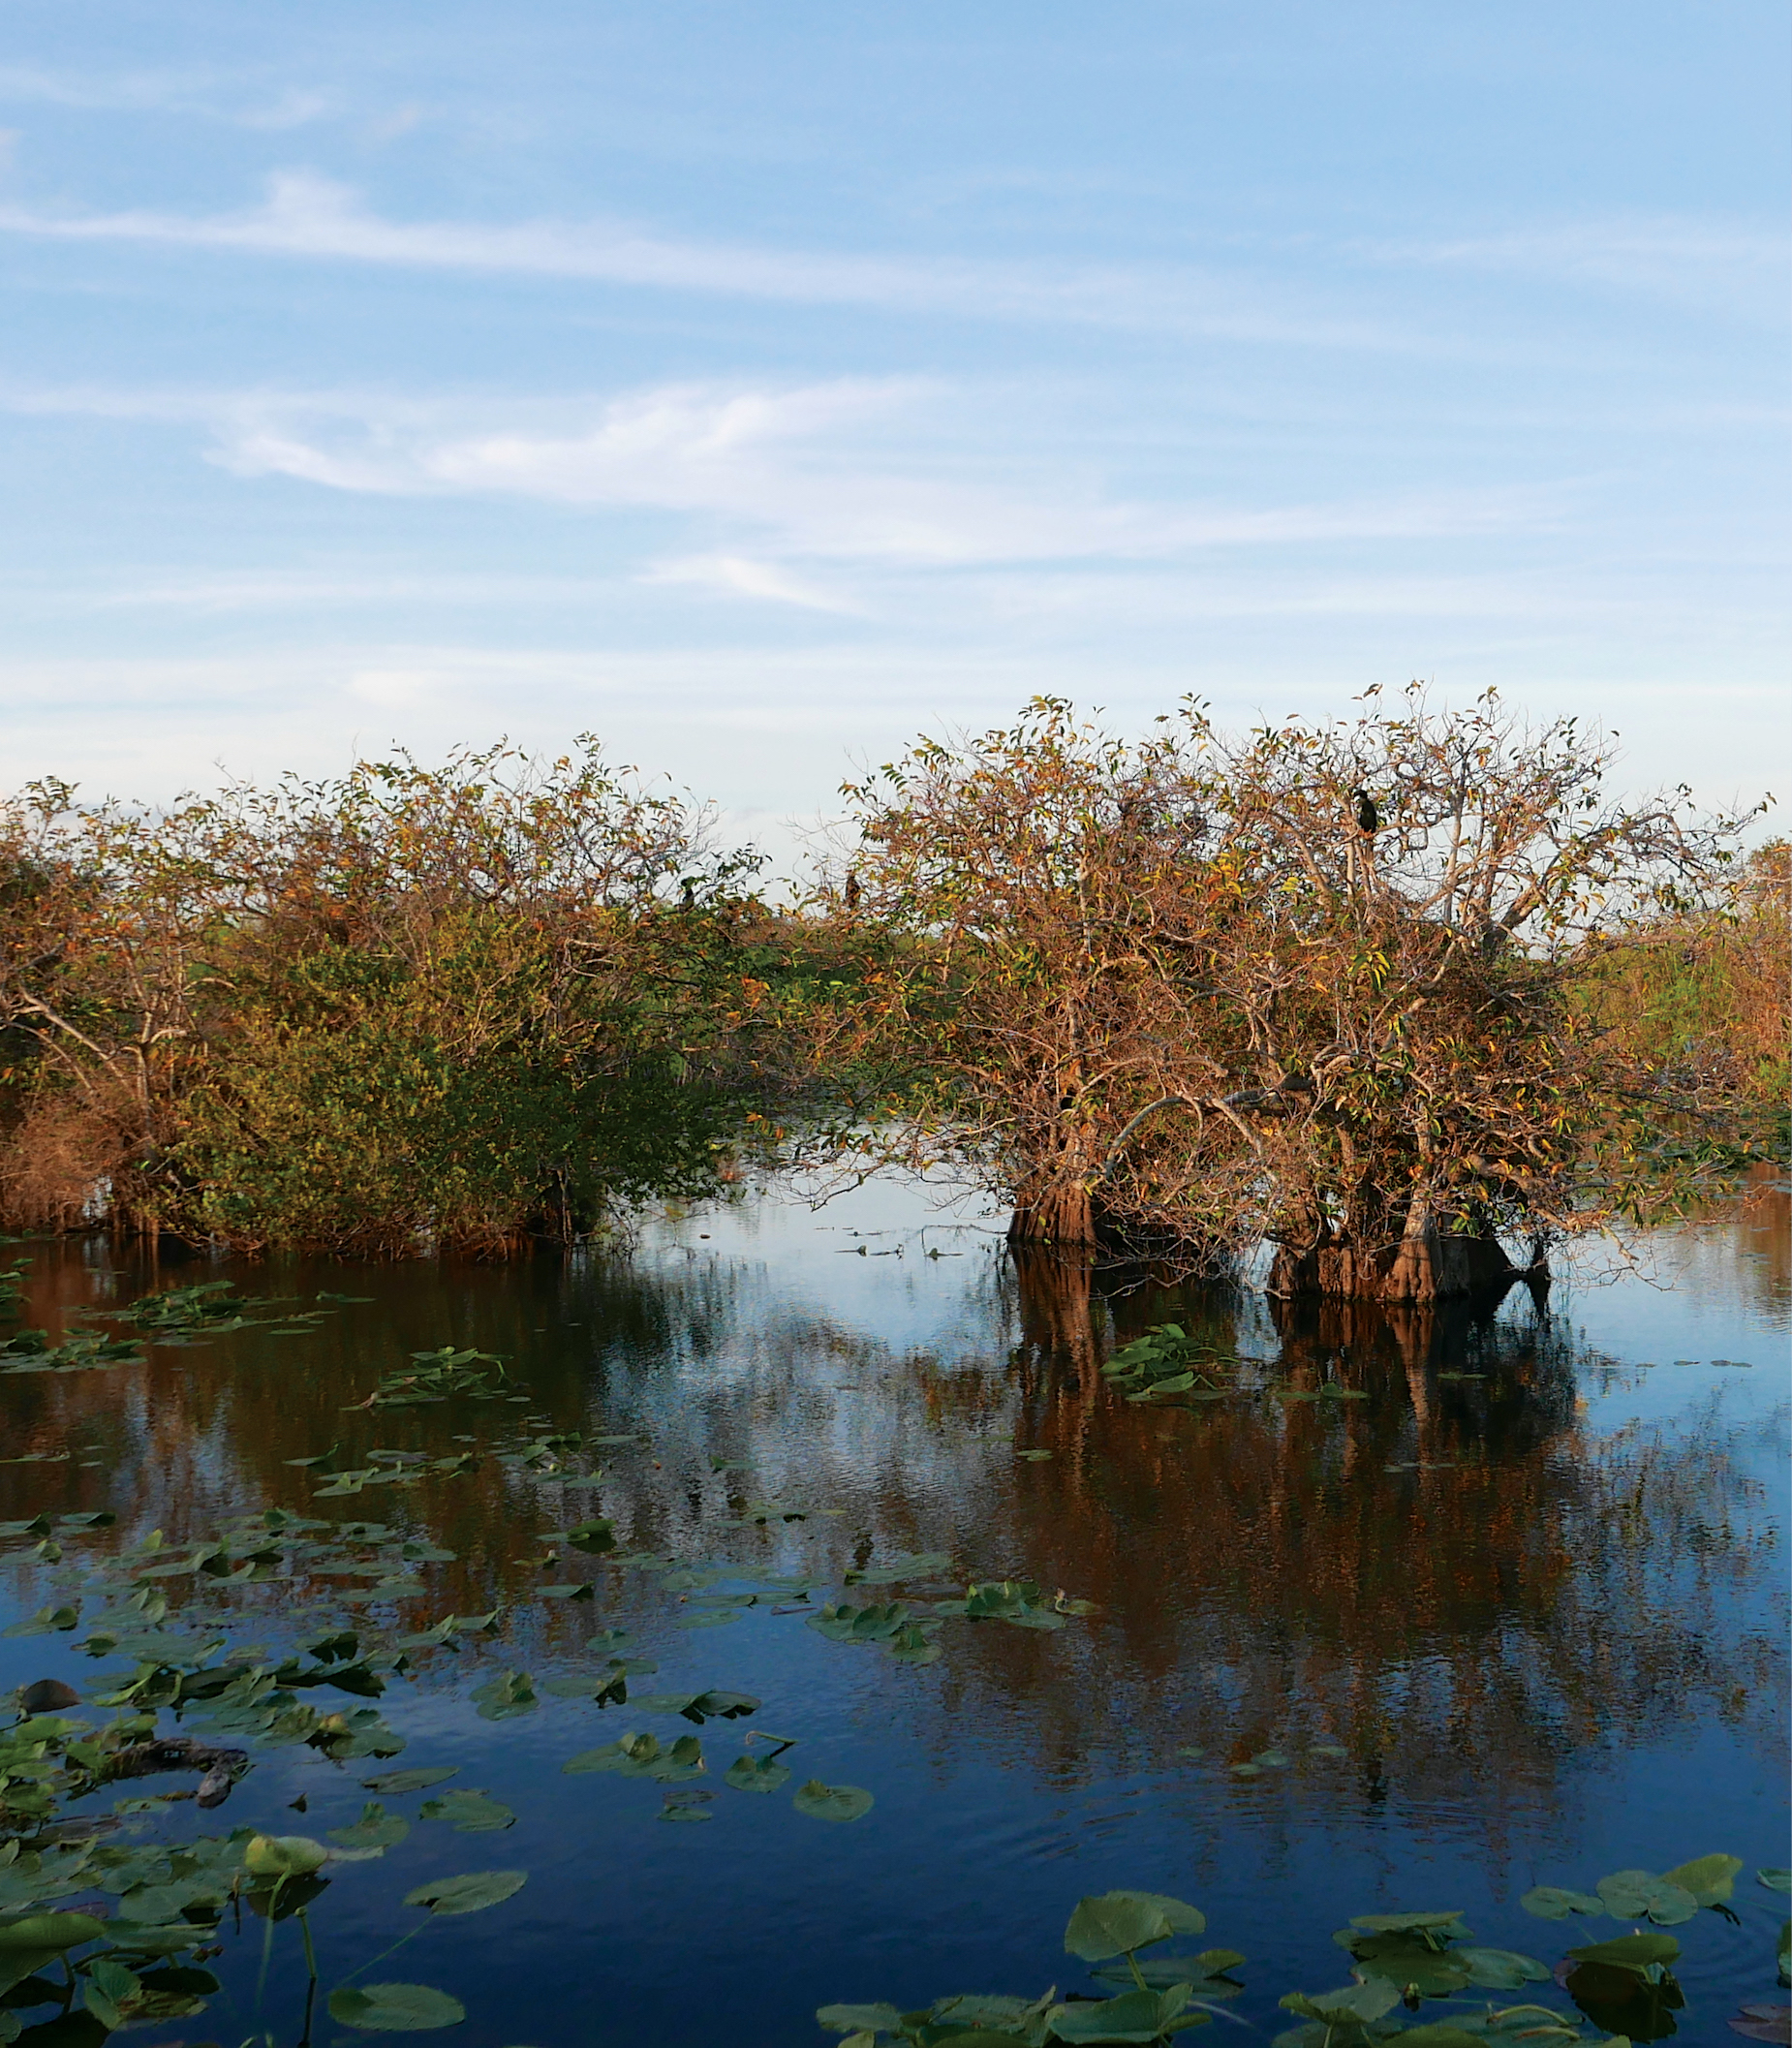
xmin=844 ymin=871 xmax=862 ymax=914
xmin=1352 ymin=787 xmax=1378 ymax=834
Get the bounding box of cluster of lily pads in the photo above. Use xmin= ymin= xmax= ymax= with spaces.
xmin=1102 ymin=1326 xmax=1370 ymax=1409
xmin=816 ymin=1859 xmax=1790 ymax=2048
xmin=0 ymin=1669 xmax=536 ymax=2035
xmin=0 ymin=1278 xmax=372 ymax=1381
xmin=0 ymin=1270 xmax=1124 ymax=2034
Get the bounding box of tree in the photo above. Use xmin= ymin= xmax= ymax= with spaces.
xmin=0 ymin=742 xmax=787 ymax=1253
xmin=831 ymin=698 xmax=1247 ymax=1254
xmin=836 ymin=690 xmax=1760 ymax=1297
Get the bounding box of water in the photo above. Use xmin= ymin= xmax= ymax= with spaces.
xmin=1 ymin=1173 xmax=1786 ymax=2047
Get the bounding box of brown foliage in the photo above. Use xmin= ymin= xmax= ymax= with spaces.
xmin=832 ymin=689 xmax=1762 ymax=1296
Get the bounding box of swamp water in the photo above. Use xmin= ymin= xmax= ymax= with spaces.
xmin=0 ymin=1175 xmax=1786 ymax=2048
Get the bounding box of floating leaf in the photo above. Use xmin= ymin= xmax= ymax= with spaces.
xmin=1726 ymin=2005 xmax=1792 ymax=2045
xmin=658 ymin=1793 xmax=713 ymax=1822
xmin=1761 ymin=1871 xmax=1792 ymax=1894
xmin=0 ymin=1912 xmax=107 ymax=1953
xmin=1345 ymin=1911 xmax=1466 ymax=1937
xmin=1521 ymin=1885 xmax=1604 ymax=1920
xmin=1049 ymin=1987 xmax=1199 ymax=2042
xmin=1595 ymin=1869 xmax=1699 ymax=1925
xmin=846 ymin=1551 xmax=954 ymax=1586
xmin=1065 ymin=1891 xmax=1201 ymax=1961
xmin=1565 ymin=1931 xmax=1682 ymax=1974
xmin=362 ymin=1767 xmax=459 ymax=1795
xmin=818 ymin=2005 xmax=905 ymax=2034
xmin=1456 ymin=1946 xmax=1549 ymax=1990
xmin=1280 ymin=1982 xmax=1402 ymax=2025
xmin=417 ymin=1790 xmax=516 ymax=1833
xmin=1660 ymin=1852 xmax=1744 ymax=1906
xmin=403 ymin=1871 xmax=527 ymax=1916
xmin=725 ymin=1753 xmax=791 ymax=1793
xmin=561 ymin=1732 xmax=705 ymax=1782
xmin=328 ymin=1982 xmax=467 ymax=2032
xmin=327 ymin=1803 xmax=410 ymax=1851
xmin=792 ymin=1779 xmax=874 ymax=1823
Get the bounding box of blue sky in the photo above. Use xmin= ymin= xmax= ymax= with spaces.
xmin=2 ymin=2 xmax=1786 ymax=859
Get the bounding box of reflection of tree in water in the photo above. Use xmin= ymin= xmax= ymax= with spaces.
xmin=2 ymin=1221 xmax=1781 ymax=1841
xmin=892 ymin=1248 xmax=1783 ymax=1833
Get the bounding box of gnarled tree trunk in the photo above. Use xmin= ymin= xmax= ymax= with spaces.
xmin=1267 ymin=1189 xmax=1532 ymax=1301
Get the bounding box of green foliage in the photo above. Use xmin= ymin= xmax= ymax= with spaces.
xmin=815 ymin=1850 xmax=1769 ymax=2048
xmin=0 ymin=740 xmax=835 ymax=1252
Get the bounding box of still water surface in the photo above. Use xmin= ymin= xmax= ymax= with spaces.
xmin=2 ymin=1175 xmax=1787 ymax=2046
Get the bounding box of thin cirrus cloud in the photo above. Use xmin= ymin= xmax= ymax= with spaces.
xmin=3 ymin=371 xmax=1566 ymax=590
xmin=1364 ymin=216 xmax=1791 ymax=313
xmin=199 ymin=380 xmax=1562 ymax=572
xmin=0 ymin=171 xmax=1411 ymax=348
xmin=0 ymin=64 xmax=330 ymax=129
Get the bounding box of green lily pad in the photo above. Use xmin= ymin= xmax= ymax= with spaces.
xmin=792 ymin=1779 xmax=874 ymax=1823
xmin=328 ymin=1981 xmax=467 ymax=2032
xmin=417 ymin=1790 xmax=515 ymax=1832
xmin=1064 ymin=1891 xmax=1202 ymax=1960
xmin=1595 ymin=1870 xmax=1699 ymax=1925
xmin=725 ymin=1753 xmax=791 ymax=1793
xmin=327 ymin=1803 xmax=410 ymax=1851
xmin=1050 ymin=1987 xmax=1199 ymax=2042
xmin=818 ymin=2004 xmax=905 ymax=2034
xmin=1659 ymin=1852 xmax=1744 ymax=1906
xmin=362 ymin=1767 xmax=459 ymax=1795
xmin=1456 ymin=1946 xmax=1550 ymax=1990
xmin=1521 ymin=1885 xmax=1604 ymax=1920
xmin=402 ymin=1871 xmax=527 ymax=1916
xmin=1280 ymin=1982 xmax=1402 ymax=2024
xmin=1565 ymin=1932 xmax=1681 ymax=1974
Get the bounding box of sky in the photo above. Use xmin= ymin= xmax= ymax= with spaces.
xmin=1 ymin=2 xmax=1787 ymax=867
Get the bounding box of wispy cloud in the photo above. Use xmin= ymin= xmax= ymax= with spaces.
xmin=1369 ymin=215 xmax=1791 ymax=310
xmin=0 ymin=65 xmax=330 ymax=129
xmin=3 ymin=372 xmax=1567 ymax=580
xmin=0 ymin=171 xmax=1406 ymax=347
xmin=642 ymin=554 xmax=865 ymax=614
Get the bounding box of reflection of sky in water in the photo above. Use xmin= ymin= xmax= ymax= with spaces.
xmin=0 ymin=1175 xmax=1785 ymax=2047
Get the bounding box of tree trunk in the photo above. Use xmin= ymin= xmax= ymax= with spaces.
xmin=1266 ymin=1213 xmax=1519 ymax=1301
xmin=1008 ymin=1179 xmax=1098 ymax=1247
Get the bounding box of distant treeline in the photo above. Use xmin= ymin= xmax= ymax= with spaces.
xmin=1 ymin=698 xmax=1784 ymax=1286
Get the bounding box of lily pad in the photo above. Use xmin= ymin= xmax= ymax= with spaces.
xmin=1726 ymin=2005 xmax=1792 ymax=2045
xmin=1565 ymin=1931 xmax=1682 ymax=1974
xmin=1595 ymin=1869 xmax=1699 ymax=1925
xmin=818 ymin=2005 xmax=906 ymax=2034
xmin=362 ymin=1767 xmax=459 ymax=1795
xmin=1521 ymin=1885 xmax=1604 ymax=1920
xmin=1050 ymin=1987 xmax=1201 ymax=2042
xmin=725 ymin=1753 xmax=791 ymax=1793
xmin=1660 ymin=1852 xmax=1744 ymax=1906
xmin=327 ymin=1803 xmax=410 ymax=1851
xmin=417 ymin=1790 xmax=516 ymax=1833
xmin=328 ymin=1982 xmax=467 ymax=2032
xmin=792 ymin=1779 xmax=874 ymax=1823
xmin=402 ymin=1871 xmax=527 ymax=1916
xmin=1065 ymin=1891 xmax=1203 ymax=1961
xmin=1456 ymin=1946 xmax=1549 ymax=1990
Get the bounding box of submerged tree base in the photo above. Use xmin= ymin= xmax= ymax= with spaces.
xmin=1266 ymin=1223 xmax=1542 ymax=1302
